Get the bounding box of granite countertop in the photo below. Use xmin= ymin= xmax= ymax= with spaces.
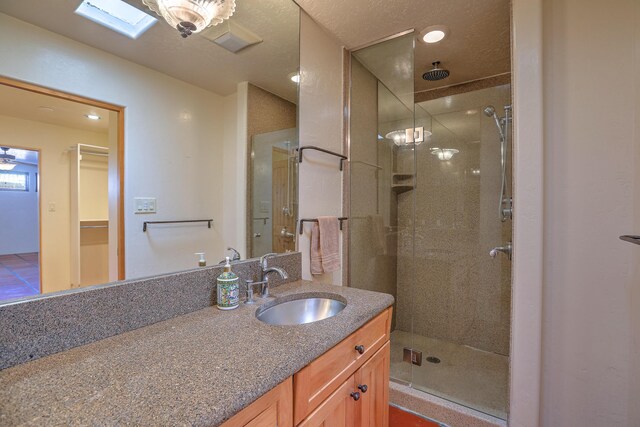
xmin=0 ymin=281 xmax=394 ymax=426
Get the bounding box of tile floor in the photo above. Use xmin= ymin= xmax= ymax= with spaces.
xmin=0 ymin=253 xmax=40 ymax=302
xmin=390 ymin=329 xmax=509 ymax=420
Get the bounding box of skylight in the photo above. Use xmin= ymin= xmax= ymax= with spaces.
xmin=75 ymin=0 xmax=157 ymax=39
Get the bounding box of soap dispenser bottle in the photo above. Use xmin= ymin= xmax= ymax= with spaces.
xmin=217 ymin=257 xmax=239 ymax=310
xmin=195 ymin=252 xmax=206 ymax=267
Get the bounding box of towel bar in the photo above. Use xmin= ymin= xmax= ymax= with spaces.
xmin=299 ymin=217 xmax=348 ymax=234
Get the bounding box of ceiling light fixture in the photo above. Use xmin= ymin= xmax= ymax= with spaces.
xmin=419 ymin=25 xmax=449 ymax=44
xmin=0 ymin=147 xmax=16 ymax=171
xmin=385 ymin=128 xmax=431 ymax=147
xmin=430 ymin=148 xmax=459 ymax=161
xmin=142 ymin=0 xmax=236 ymax=38
xmin=85 ymin=114 xmax=101 ymax=120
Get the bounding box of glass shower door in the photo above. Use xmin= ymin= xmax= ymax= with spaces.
xmin=349 ymin=33 xmax=417 ymax=385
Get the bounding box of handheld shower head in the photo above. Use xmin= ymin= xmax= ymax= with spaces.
xmin=483 ymin=105 xmax=496 ymax=117
xmin=484 ymin=105 xmax=505 ymax=141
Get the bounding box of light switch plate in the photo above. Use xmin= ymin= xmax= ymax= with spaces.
xmin=134 ymin=197 xmax=157 ymax=214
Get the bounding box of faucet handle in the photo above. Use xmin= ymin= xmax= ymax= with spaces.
xmin=260 ymin=252 xmax=277 ymax=268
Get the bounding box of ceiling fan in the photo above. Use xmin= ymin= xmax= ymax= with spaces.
xmin=0 ymin=147 xmax=37 ymax=171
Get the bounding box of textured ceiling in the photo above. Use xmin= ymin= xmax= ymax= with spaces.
xmin=296 ymin=0 xmax=511 ymax=93
xmin=0 ymin=0 xmax=300 ymax=101
xmin=0 ymin=85 xmax=110 ymax=133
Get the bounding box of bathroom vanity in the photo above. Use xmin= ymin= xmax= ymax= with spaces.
xmin=0 ymin=280 xmax=393 ymax=426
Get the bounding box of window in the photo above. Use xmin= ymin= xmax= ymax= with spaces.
xmin=0 ymin=171 xmax=29 ymax=191
xmin=75 ymin=0 xmax=157 ymax=39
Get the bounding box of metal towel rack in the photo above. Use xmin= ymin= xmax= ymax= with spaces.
xmin=143 ymin=219 xmax=213 ymax=232
xmin=299 ymin=217 xmax=348 ymax=234
xmin=298 ymin=146 xmax=348 ymax=171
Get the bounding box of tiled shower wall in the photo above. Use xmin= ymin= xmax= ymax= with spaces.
xmin=395 ymin=86 xmax=512 ymax=355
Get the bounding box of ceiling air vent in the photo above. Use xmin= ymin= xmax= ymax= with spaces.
xmin=200 ymin=21 xmax=262 ymax=53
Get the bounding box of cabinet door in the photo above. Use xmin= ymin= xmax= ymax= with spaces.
xmin=356 ymin=341 xmax=390 ymax=427
xmin=298 ymin=375 xmax=358 ymax=427
xmin=222 ymin=377 xmax=293 ymax=427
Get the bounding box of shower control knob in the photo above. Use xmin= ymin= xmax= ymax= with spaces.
xmin=355 ymin=345 xmax=365 ymax=354
xmin=350 ymin=392 xmax=361 ymax=401
xmin=357 ymin=384 xmax=368 ymax=393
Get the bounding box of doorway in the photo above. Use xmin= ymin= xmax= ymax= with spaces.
xmin=0 ymin=77 xmax=124 ymax=301
xmin=0 ymin=147 xmax=41 ymax=300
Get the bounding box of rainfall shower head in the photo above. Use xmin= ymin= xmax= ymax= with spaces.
xmin=422 ymin=61 xmax=450 ymax=81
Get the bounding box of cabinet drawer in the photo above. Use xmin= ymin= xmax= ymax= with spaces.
xmin=293 ymin=307 xmax=391 ymax=425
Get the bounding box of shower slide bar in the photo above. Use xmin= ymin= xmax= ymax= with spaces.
xmin=143 ymin=219 xmax=213 ymax=232
xmin=298 ymin=146 xmax=348 ymax=171
xmin=298 ymin=217 xmax=348 ymax=234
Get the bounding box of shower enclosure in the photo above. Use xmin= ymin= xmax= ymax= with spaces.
xmin=348 ymin=33 xmax=512 ymax=420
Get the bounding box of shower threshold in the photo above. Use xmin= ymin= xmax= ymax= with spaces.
xmin=390 ymin=330 xmax=509 ymax=420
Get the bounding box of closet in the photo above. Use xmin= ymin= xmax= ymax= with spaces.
xmin=70 ymin=144 xmax=110 ymax=287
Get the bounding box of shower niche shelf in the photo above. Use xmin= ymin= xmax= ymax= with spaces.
xmin=392 ymin=172 xmax=415 ymax=194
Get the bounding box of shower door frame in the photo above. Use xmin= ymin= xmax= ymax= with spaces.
xmin=342 ymin=2 xmax=545 ymax=426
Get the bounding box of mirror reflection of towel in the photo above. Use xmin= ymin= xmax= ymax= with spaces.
xmin=310 ymin=217 xmax=341 ymax=275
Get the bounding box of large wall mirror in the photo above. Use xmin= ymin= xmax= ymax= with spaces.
xmin=0 ymin=0 xmax=299 ymax=303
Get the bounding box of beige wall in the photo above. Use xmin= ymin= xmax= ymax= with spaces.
xmin=298 ymin=12 xmax=345 ymax=283
xmin=0 ymin=114 xmax=108 ymax=293
xmin=541 ymin=0 xmax=639 ymax=425
xmin=0 ymin=13 xmax=227 ymax=280
xmin=79 ymin=156 xmax=108 ymax=221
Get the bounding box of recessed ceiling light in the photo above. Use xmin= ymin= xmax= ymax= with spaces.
xmin=85 ymin=114 xmax=101 ymax=120
xmin=75 ymin=0 xmax=157 ymax=39
xmin=419 ymin=25 xmax=449 ymax=44
xmin=288 ymin=72 xmax=300 ymax=83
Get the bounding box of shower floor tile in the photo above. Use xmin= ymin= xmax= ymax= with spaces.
xmin=390 ymin=329 xmax=508 ymax=420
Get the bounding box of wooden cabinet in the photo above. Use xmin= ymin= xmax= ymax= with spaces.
xmin=293 ymin=308 xmax=391 ymax=424
xmin=299 ymin=342 xmax=390 ymax=427
xmin=223 ymin=307 xmax=392 ymax=427
xmin=222 ymin=378 xmax=293 ymax=427
xmin=297 ymin=375 xmax=357 ymax=427
xmin=357 ymin=341 xmax=390 ymax=427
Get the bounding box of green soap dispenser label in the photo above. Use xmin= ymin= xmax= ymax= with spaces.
xmin=217 ymin=256 xmax=239 ymax=310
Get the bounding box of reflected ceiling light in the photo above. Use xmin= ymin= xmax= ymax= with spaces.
xmin=466 ymin=109 xmax=478 ymax=115
xmin=419 ymin=25 xmax=449 ymax=44
xmin=142 ymin=0 xmax=236 ymax=38
xmin=38 ymin=106 xmax=54 ymax=112
xmin=385 ymin=128 xmax=431 ymax=147
xmin=288 ymin=72 xmax=300 ymax=83
xmin=0 ymin=147 xmax=16 ymax=171
xmin=430 ymin=148 xmax=459 ymax=161
xmin=85 ymin=114 xmax=101 ymax=120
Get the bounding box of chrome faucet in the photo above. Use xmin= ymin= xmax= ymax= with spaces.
xmin=258 ymin=253 xmax=288 ymax=298
xmin=219 ymin=247 xmax=242 ymax=264
xmin=489 ymin=242 xmax=512 ymax=261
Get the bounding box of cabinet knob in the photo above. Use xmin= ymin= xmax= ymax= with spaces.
xmin=350 ymin=392 xmax=361 ymax=401
xmin=357 ymin=384 xmax=368 ymax=393
xmin=355 ymin=345 xmax=365 ymax=354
